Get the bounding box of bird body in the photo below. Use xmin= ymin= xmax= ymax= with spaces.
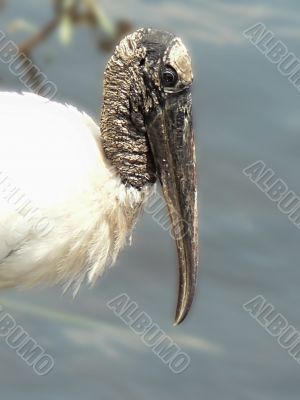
xmin=0 ymin=92 xmax=150 ymax=291
xmin=0 ymin=29 xmax=198 ymax=324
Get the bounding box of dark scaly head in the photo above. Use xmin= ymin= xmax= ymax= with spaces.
xmin=100 ymin=28 xmax=198 ymax=324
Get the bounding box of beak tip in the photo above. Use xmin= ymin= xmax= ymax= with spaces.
xmin=173 ymin=318 xmax=183 ymax=327
xmin=174 ymin=270 xmax=198 ymax=326
xmin=174 ymin=302 xmax=191 ymax=326
xmin=173 ymin=312 xmax=188 ymax=326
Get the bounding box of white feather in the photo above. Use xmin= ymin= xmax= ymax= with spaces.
xmin=0 ymin=92 xmax=152 ymax=291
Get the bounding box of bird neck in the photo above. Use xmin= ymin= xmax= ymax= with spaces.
xmin=100 ymin=40 xmax=156 ymax=190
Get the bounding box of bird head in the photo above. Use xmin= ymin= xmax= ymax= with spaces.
xmin=100 ymin=28 xmax=198 ymax=325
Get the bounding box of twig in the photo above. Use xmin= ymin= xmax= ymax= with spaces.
xmin=19 ymin=19 xmax=59 ymax=55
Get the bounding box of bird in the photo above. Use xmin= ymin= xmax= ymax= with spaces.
xmin=0 ymin=28 xmax=198 ymax=325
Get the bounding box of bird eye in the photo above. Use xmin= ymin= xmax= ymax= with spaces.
xmin=161 ymin=66 xmax=178 ymax=87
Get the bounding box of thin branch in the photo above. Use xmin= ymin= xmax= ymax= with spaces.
xmin=19 ymin=19 xmax=59 ymax=55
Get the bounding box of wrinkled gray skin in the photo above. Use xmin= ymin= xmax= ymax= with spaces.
xmin=100 ymin=28 xmax=198 ymax=324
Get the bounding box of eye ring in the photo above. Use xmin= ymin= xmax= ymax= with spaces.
xmin=161 ymin=66 xmax=178 ymax=87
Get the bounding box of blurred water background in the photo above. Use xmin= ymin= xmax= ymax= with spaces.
xmin=0 ymin=0 xmax=300 ymax=399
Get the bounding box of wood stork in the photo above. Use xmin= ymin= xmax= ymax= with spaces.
xmin=0 ymin=28 xmax=198 ymax=324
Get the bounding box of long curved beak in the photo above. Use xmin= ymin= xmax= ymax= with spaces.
xmin=146 ymin=88 xmax=198 ymax=325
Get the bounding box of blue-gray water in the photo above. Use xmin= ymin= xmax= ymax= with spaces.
xmin=0 ymin=0 xmax=300 ymax=399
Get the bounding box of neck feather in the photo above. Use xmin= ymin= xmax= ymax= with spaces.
xmin=100 ymin=35 xmax=156 ymax=190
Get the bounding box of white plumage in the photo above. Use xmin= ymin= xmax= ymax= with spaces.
xmin=0 ymin=92 xmax=151 ymax=292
